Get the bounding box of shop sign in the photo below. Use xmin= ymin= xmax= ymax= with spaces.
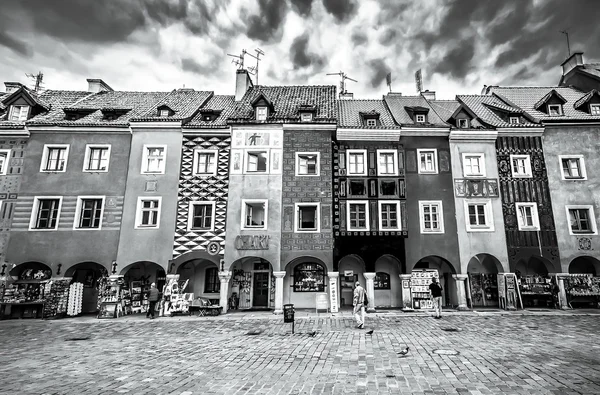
xmin=316 ymin=293 xmax=329 ymax=312
xmin=283 ymin=304 xmax=295 ymax=323
xmin=234 ymin=235 xmax=270 ymax=250
xmin=344 ymin=270 xmax=353 ymax=277
xmin=329 ymin=277 xmax=339 ymax=313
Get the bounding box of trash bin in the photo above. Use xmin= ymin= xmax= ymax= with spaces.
xmin=283 ymin=304 xmax=294 ymax=323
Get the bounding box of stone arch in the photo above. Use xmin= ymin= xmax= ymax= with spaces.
xmin=176 ymin=258 xmax=220 ymax=298
xmin=119 ymin=261 xmax=166 ymax=292
xmin=64 ymin=262 xmax=108 ymax=314
xmin=569 ymin=256 xmax=600 ymax=276
xmin=171 ymin=250 xmax=220 ymax=274
xmin=373 ymin=254 xmax=403 ymax=308
xmin=229 ymin=257 xmax=274 ymax=310
xmin=512 ymin=255 xmax=557 ymax=276
xmin=467 ymin=254 xmax=504 ymax=274
xmin=412 ymin=255 xmax=457 ymax=307
xmin=8 ymin=261 xmax=52 ymax=280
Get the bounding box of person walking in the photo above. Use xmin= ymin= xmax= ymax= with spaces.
xmin=147 ymin=283 xmax=160 ymax=319
xmin=353 ymin=281 xmax=367 ymax=329
xmin=429 ymin=277 xmax=443 ymax=319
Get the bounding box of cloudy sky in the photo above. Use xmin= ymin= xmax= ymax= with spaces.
xmin=1 ymin=0 xmax=599 ymax=99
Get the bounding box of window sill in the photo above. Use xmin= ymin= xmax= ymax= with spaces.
xmin=418 ymin=170 xmax=439 ymax=175
xmin=511 ymin=174 xmax=532 ymax=178
xmin=83 ymin=169 xmax=109 ymax=173
xmin=40 ymin=170 xmax=66 ymax=173
xmin=135 ymin=225 xmax=159 ymax=229
xmin=141 ymin=171 xmax=165 ymax=175
xmin=421 ymin=230 xmax=444 ymax=234
xmin=466 ymin=227 xmax=494 ymax=232
xmin=28 ymin=228 xmax=59 ymax=231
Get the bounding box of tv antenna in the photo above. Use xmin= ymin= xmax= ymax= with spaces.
xmin=326 ymin=71 xmax=357 ymax=96
xmin=26 ymin=71 xmax=44 ymax=92
xmin=246 ymin=48 xmax=265 ymax=85
xmin=560 ymin=30 xmax=571 ymax=57
xmin=227 ymin=50 xmax=245 ymax=70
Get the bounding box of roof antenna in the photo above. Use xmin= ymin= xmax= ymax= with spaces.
xmin=326 ymin=71 xmax=357 ymax=98
xmin=560 ymin=30 xmax=571 ymax=57
xmin=25 ymin=71 xmax=44 ymax=92
xmin=227 ymin=50 xmax=245 ymax=70
xmin=246 ymin=48 xmax=265 ymax=85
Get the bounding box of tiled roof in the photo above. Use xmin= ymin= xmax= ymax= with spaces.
xmin=384 ymin=94 xmax=448 ymax=126
xmin=337 ymin=99 xmax=397 ymax=129
xmin=131 ymin=89 xmax=213 ymax=122
xmin=229 ymin=85 xmax=337 ymax=123
xmin=185 ymin=95 xmax=235 ymax=128
xmin=429 ymin=100 xmax=460 ymax=122
xmin=573 ymin=89 xmax=600 ymax=109
xmin=489 ymin=86 xmax=600 ymax=121
xmin=533 ymin=89 xmax=566 ymax=110
xmin=457 ymin=95 xmax=540 ymax=128
xmin=580 ymin=63 xmax=600 ymax=79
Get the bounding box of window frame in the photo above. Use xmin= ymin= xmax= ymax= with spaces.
xmin=294 ymin=202 xmax=320 ymax=233
xmin=509 ymin=116 xmax=520 ymax=124
xmin=378 ymin=200 xmax=401 ymax=231
xmin=462 ymin=153 xmax=486 ymax=177
xmin=418 ymin=200 xmax=444 ymax=234
xmin=141 ymin=144 xmax=167 ymax=174
xmin=415 ymin=114 xmax=426 ymax=123
xmin=134 ymin=196 xmax=162 ymax=229
xmin=9 ymin=105 xmax=29 ymax=121
xmin=457 ymin=118 xmax=469 ymax=128
xmin=295 ymin=152 xmax=320 ymax=177
xmin=417 ymin=148 xmax=438 ymax=174
xmin=0 ymin=149 xmax=11 ymax=175
xmin=515 ymin=202 xmax=540 ymax=231
xmin=376 ymin=149 xmax=398 ymax=176
xmin=83 ymin=144 xmax=111 ymax=173
xmin=346 ymin=200 xmax=370 ymax=231
xmin=464 ymin=199 xmax=494 ymax=232
xmin=40 ymin=144 xmax=70 ymax=173
xmin=241 ymin=199 xmax=268 ymax=230
xmin=159 ymin=109 xmax=170 ymax=117
xmin=374 ymin=272 xmax=391 ymax=290
xmin=365 ymin=118 xmax=377 ymax=127
xmin=547 ymin=104 xmax=563 ymax=116
xmin=293 ymin=263 xmax=326 ymax=292
xmin=256 ymin=106 xmax=268 ymax=121
xmin=28 ymin=196 xmax=63 ymax=231
xmin=558 ymin=155 xmax=587 ymax=180
xmin=591 ymin=104 xmax=600 ymax=115
xmin=187 ymin=201 xmax=216 ymax=232
xmin=192 ymin=148 xmax=218 ymax=176
xmin=204 ymin=267 xmax=221 ymax=293
xmin=73 ymin=195 xmax=106 ymax=230
xmin=346 ymin=149 xmax=368 ymax=176
xmin=244 ymin=150 xmax=269 ymax=173
xmin=300 ymin=112 xmax=313 ymax=122
xmin=565 ymin=205 xmax=598 ymax=235
xmin=509 ymin=154 xmax=532 ymax=178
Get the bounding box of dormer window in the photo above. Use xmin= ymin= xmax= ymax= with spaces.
xmin=204 ymin=115 xmax=212 ymax=121
xmin=300 ymin=112 xmax=313 ymax=122
xmin=366 ymin=118 xmax=376 ymax=127
xmin=591 ymin=104 xmax=600 ymax=115
xmin=548 ymin=104 xmax=563 ymax=116
xmin=9 ymin=105 xmax=29 ymax=121
xmin=256 ymin=106 xmax=268 ymax=121
xmin=509 ymin=116 xmax=520 ymax=124
xmin=416 ymin=114 xmax=426 ymax=123
xmin=159 ymin=109 xmax=170 ymax=117
xmin=457 ymin=119 xmax=469 ymax=128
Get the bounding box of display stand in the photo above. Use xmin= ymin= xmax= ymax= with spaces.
xmin=518 ymin=275 xmax=555 ymax=308
xmin=468 ymin=273 xmax=499 ymax=307
xmin=97 ymin=275 xmax=125 ymax=319
xmin=564 ymin=274 xmax=600 ymax=308
xmin=410 ymin=269 xmax=438 ymax=309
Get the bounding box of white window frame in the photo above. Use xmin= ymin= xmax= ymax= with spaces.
xmin=141 ymin=144 xmax=167 ymax=174
xmin=192 ymin=149 xmax=218 ymax=176
xmin=462 ymin=153 xmax=486 ymax=177
xmin=0 ymin=149 xmax=11 ymax=175
xmin=457 ymin=118 xmax=469 ymax=128
xmin=565 ymin=205 xmax=598 ymax=236
xmin=28 ymin=196 xmax=63 ymax=231
xmin=245 ymin=150 xmax=269 ymax=173
xmin=419 ymin=200 xmax=444 ymax=234
xmin=9 ymin=105 xmax=29 ymax=121
xmin=300 ymin=112 xmax=313 ymax=122
xmin=159 ymin=109 xmax=170 ymax=117
xmin=591 ymin=104 xmax=600 ymax=115
xmin=509 ymin=116 xmax=520 ymax=124
xmin=83 ymin=144 xmax=111 ymax=172
xmin=376 ymin=149 xmax=398 ymax=176
xmin=510 ymin=154 xmax=532 ymax=178
xmin=547 ymin=104 xmax=563 ymax=116
xmin=417 ymin=148 xmax=438 ymax=174
xmin=464 ymin=200 xmax=494 ymax=232
xmin=256 ymin=106 xmax=268 ymax=121
xmin=241 ymin=199 xmax=268 ymax=230
xmin=187 ymin=201 xmax=216 ymax=232
xmin=346 ymin=200 xmax=370 ymax=231
xmin=558 ymin=155 xmax=587 ymax=180
xmin=366 ymin=118 xmax=377 ymax=127
xmin=135 ymin=196 xmax=162 ymax=229
xmin=295 ymin=152 xmax=320 ymax=177
xmin=515 ymin=202 xmax=540 ymax=231
xmin=73 ymin=195 xmax=106 ymax=230
xmin=40 ymin=144 xmax=70 ymax=173
xmin=378 ymin=200 xmax=401 ymax=231
xmin=346 ymin=149 xmax=368 ymax=176
xmin=294 ymin=202 xmax=320 ymax=233
xmin=416 ymin=114 xmax=426 ymax=123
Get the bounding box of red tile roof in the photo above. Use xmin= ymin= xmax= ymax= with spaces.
xmin=384 ymin=94 xmax=448 ymax=126
xmin=457 ymin=94 xmax=540 ymax=128
xmin=185 ymin=95 xmax=235 ymax=129
xmin=131 ymin=89 xmax=213 ymax=122
xmin=337 ymin=99 xmax=397 ymax=129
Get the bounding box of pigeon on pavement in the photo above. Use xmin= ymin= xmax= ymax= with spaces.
xmin=366 ymin=329 xmax=374 ymax=335
xmin=308 ymin=331 xmax=317 ymax=337
xmin=397 ymin=346 xmax=410 ymax=356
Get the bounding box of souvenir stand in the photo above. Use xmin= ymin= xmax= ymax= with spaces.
xmin=517 ymin=274 xmax=557 ymax=308
xmin=468 ymin=273 xmax=499 ymax=307
xmin=97 ymin=275 xmax=126 ymax=318
xmin=162 ymin=274 xmax=192 ymax=316
xmin=410 ymin=269 xmax=439 ymax=309
xmin=563 ymin=274 xmax=600 ymax=308
xmin=42 ymin=279 xmax=71 ymax=319
xmin=0 ymin=268 xmax=52 ymax=319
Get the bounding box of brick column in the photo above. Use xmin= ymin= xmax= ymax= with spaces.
xmin=399 ymin=274 xmax=413 ymax=311
xmin=218 ymin=271 xmax=232 ymax=313
xmin=327 ymin=272 xmax=339 ymax=313
xmin=452 ymin=274 xmax=469 ymax=310
xmin=363 ymin=272 xmax=376 ymax=313
xmin=273 ymin=271 xmax=286 ymax=314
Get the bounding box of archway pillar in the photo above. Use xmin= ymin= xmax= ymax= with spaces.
xmin=399 ymin=274 xmax=413 ymax=311
xmin=273 ymin=271 xmax=286 ymax=314
xmin=327 ymin=272 xmax=339 ymax=313
xmin=218 ymin=271 xmax=232 ymax=313
xmin=452 ymin=274 xmax=470 ymax=311
xmin=363 ymin=272 xmax=376 ymax=313
xmin=551 ymin=273 xmax=571 ymax=310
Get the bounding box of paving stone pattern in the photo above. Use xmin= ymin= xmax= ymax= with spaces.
xmin=0 ymin=314 xmax=599 ymax=394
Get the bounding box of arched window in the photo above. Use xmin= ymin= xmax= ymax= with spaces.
xmin=204 ymin=267 xmax=220 ymax=293
xmin=293 ymin=263 xmax=325 ymax=292
xmin=374 ymin=272 xmax=390 ymax=290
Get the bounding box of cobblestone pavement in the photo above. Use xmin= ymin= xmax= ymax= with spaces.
xmin=0 ymin=312 xmax=599 ymax=395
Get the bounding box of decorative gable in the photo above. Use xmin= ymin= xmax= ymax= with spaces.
xmin=533 ymin=89 xmax=567 ymax=115
xmin=450 ymin=105 xmax=477 ymax=128
xmin=251 ymin=93 xmax=274 ymax=121
xmin=1 ymin=86 xmax=49 ymax=121
xmin=574 ymin=89 xmax=600 ymax=114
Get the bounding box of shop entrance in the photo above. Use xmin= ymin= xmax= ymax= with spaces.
xmin=229 ymin=257 xmax=273 ymax=310
xmin=176 ymin=259 xmax=220 ymax=305
xmin=467 ymin=254 xmax=502 ymax=308
xmin=338 ymin=254 xmax=366 ymax=307
xmin=65 ymin=262 xmax=108 ymax=314
xmin=565 ymin=256 xmax=600 ymax=308
xmin=253 ymin=272 xmax=269 ymax=307
xmin=412 ymin=256 xmax=458 ymax=309
xmin=120 ymin=261 xmax=166 ymax=315
xmin=513 ymin=256 xmax=558 ymax=308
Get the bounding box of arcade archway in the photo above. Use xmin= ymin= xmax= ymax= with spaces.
xmin=373 ymin=254 xmax=402 ymax=308
xmin=412 ymin=255 xmax=457 ymax=308
xmin=467 ymin=254 xmax=503 ymax=307
xmin=229 ymin=257 xmax=273 ymax=310
xmin=338 ymin=254 xmax=366 ymax=307
xmin=65 ymin=262 xmax=108 ymax=313
xmin=569 ymin=256 xmax=600 ymax=275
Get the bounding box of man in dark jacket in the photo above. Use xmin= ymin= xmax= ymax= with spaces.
xmin=147 ymin=283 xmax=160 ymax=319
xmin=429 ymin=277 xmax=443 ymax=319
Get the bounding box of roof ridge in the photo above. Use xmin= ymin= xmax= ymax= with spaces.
xmin=253 ymin=85 xmax=336 ymax=88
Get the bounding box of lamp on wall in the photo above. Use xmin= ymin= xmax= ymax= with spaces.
xmin=0 ymin=263 xmax=6 ymax=276
xmin=56 ymin=263 xmax=62 ymax=276
xmin=168 ymin=260 xmax=175 ymax=274
xmin=220 ymin=259 xmax=225 ymax=272
xmin=111 ymin=260 xmax=117 ymax=274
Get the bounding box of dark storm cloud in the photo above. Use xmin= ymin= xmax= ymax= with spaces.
xmin=181 ymin=57 xmax=214 ymax=74
xmin=0 ymin=31 xmax=31 ymax=56
xmin=246 ymin=0 xmax=289 ymax=42
xmin=432 ymin=40 xmax=475 ymax=80
xmin=379 ymin=28 xmax=397 ymax=46
xmin=351 ymin=30 xmax=368 ymax=46
xmin=367 ymin=58 xmax=390 ymax=88
xmin=290 ymin=33 xmax=325 ymax=70
xmin=291 ymin=0 xmax=314 ymax=16
xmin=322 ymin=0 xmax=357 ymax=22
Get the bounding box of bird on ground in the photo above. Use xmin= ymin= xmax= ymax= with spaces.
xmin=308 ymin=331 xmax=317 ymax=337
xmin=397 ymin=346 xmax=410 ymax=356
xmin=366 ymin=329 xmax=374 ymax=335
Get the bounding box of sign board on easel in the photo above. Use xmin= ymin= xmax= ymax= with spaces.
xmin=315 ymin=293 xmax=328 ymax=313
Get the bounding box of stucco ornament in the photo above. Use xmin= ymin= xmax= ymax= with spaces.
xmin=578 ymin=237 xmax=592 ymax=251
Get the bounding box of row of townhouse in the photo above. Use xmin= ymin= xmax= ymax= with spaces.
xmin=0 ymin=52 xmax=599 ymax=316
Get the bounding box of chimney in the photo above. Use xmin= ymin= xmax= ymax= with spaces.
xmin=4 ymin=82 xmax=24 ymax=94
xmin=235 ymin=69 xmax=253 ymax=101
xmin=421 ymin=90 xmax=436 ymax=100
xmin=87 ymin=78 xmax=113 ymax=93
xmin=339 ymin=92 xmax=354 ymax=100
xmin=561 ymin=51 xmax=584 ymax=76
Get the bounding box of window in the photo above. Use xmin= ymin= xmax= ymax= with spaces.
xmin=187 ymin=201 xmax=215 ymax=231
xmin=419 ymin=201 xmax=443 ymax=233
xmin=245 ymin=151 xmax=268 ymax=173
xmin=566 ymin=206 xmax=597 ymax=235
xmin=256 ymin=106 xmax=267 ymax=121
xmin=159 ymin=109 xmax=170 ymax=117
xmin=204 ymin=267 xmax=220 ymax=293
xmin=378 ymin=201 xmax=400 ymax=230
xmin=193 ymin=150 xmax=218 ymax=176
xmin=559 ymin=155 xmax=587 ymax=180
xmin=293 ymin=263 xmax=325 ymax=292
xmin=29 ymin=197 xmax=62 ymax=231
xmin=141 ymin=145 xmax=167 ymax=174
xmin=366 ymin=118 xmax=377 ymax=127
xmin=417 ymin=149 xmax=438 ymax=174
xmin=346 ymin=149 xmax=367 ymax=176
xmin=349 ymin=180 xmax=367 ymax=196
xmin=515 ymin=202 xmax=540 ymax=231
xmin=548 ymin=104 xmax=563 ymax=116
xmin=300 ymin=112 xmax=313 ymax=122
xmin=510 ymin=155 xmax=532 ymax=178
xmin=416 ymin=114 xmax=426 ymax=123
xmin=0 ymin=149 xmax=10 ymax=175
xmin=296 ymin=152 xmax=319 ymax=176
xmin=135 ymin=197 xmax=161 ymax=228
xmin=377 ymin=150 xmax=397 ymax=176
xmin=83 ymin=145 xmax=111 ymax=172
xmin=591 ymin=104 xmax=600 ymax=115
xmin=465 ymin=200 xmax=494 ymax=232
xmin=295 ymin=203 xmax=320 ymax=232
xmin=509 ymin=116 xmax=520 ymax=124
xmin=379 ymin=180 xmax=397 ymax=196
xmin=347 ymin=201 xmax=369 ymax=231
xmin=457 ymin=118 xmax=469 ymax=128
xmin=462 ymin=153 xmax=485 ymax=177
xmin=40 ymin=144 xmax=69 ymax=172
xmin=9 ymin=105 xmax=29 ymax=121
xmin=374 ymin=272 xmax=390 ymax=290
xmin=241 ymin=200 xmax=268 ymax=230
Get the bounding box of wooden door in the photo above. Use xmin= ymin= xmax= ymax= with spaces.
xmin=253 ymin=272 xmax=269 ymax=307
